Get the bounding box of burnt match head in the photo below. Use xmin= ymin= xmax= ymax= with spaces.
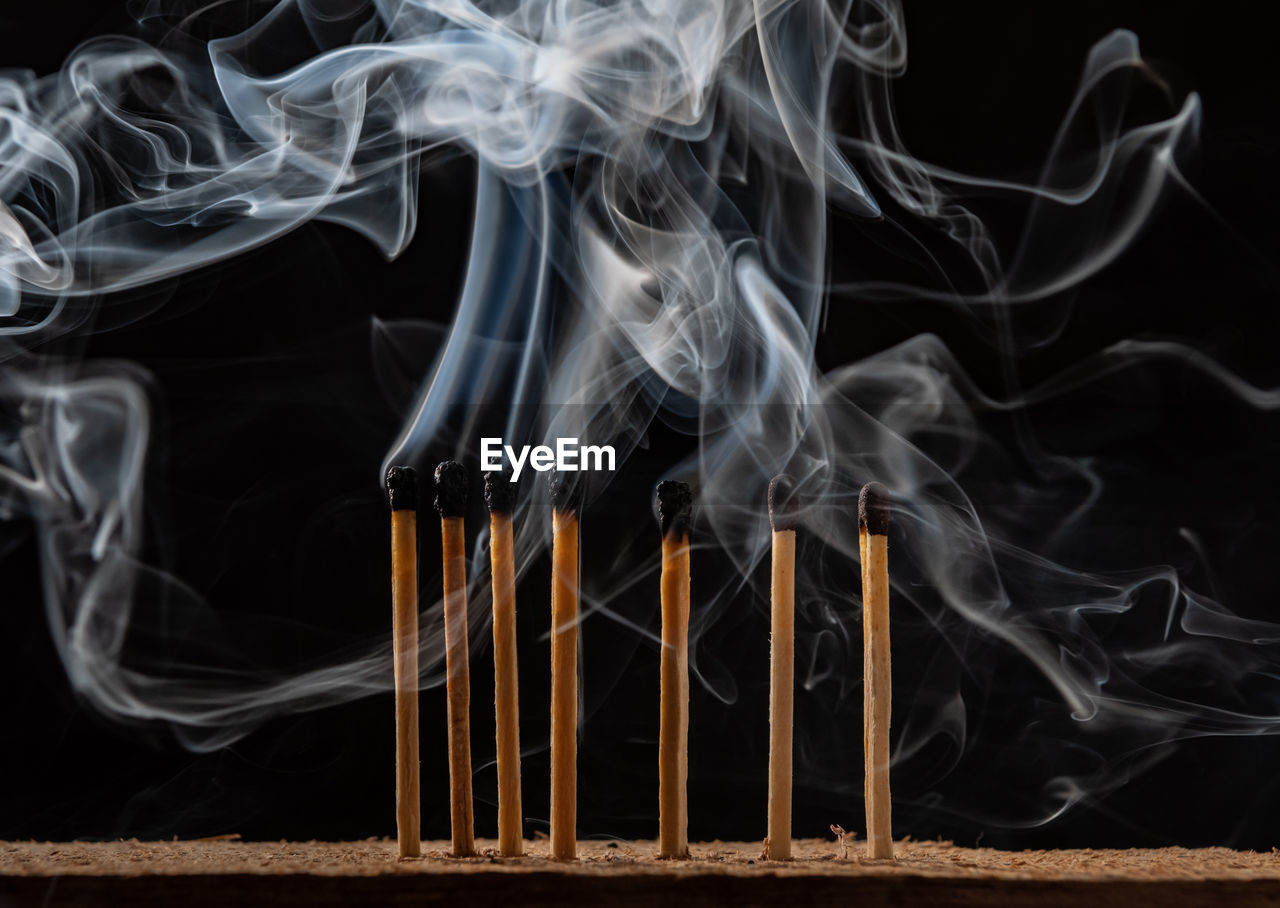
xmin=385 ymin=465 xmax=418 ymax=511
xmin=548 ymin=471 xmax=583 ymax=515
xmin=656 ymin=480 xmax=692 ymax=539
xmin=433 ymin=461 xmax=468 ymax=518
xmin=484 ymin=468 xmax=516 ymax=515
xmin=858 ymin=481 xmax=890 ymax=536
xmin=768 ymin=473 xmax=799 ymax=533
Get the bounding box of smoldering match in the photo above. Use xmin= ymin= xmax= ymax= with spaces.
xmin=768 ymin=474 xmax=798 ymax=533
xmin=549 ymin=471 xmax=582 ymax=515
xmin=385 ymin=465 xmax=418 ymax=511
xmin=858 ymin=481 xmax=890 ymax=536
xmin=484 ymin=468 xmax=516 ymax=515
xmin=433 ymin=461 xmax=468 ymax=518
xmin=656 ymin=480 xmax=692 ymax=539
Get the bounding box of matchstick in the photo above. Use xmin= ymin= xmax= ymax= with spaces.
xmin=549 ymin=472 xmax=581 ymax=860
xmin=656 ymin=480 xmax=692 ymax=860
xmin=434 ymin=461 xmax=474 ymax=858
xmin=485 ymin=469 xmax=523 ymax=857
xmin=859 ymin=481 xmax=893 ymax=860
xmin=385 ymin=465 xmax=421 ymax=859
xmin=766 ymin=474 xmax=797 ymax=861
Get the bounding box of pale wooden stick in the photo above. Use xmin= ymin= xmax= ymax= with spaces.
xmin=858 ymin=522 xmax=869 ymax=849
xmin=766 ymin=474 xmax=797 ymax=861
xmin=860 ymin=482 xmax=893 ymax=860
xmin=386 ymin=466 xmax=421 ymax=859
xmin=486 ymin=470 xmax=523 ymax=857
xmin=656 ymin=481 xmax=692 ymax=860
xmin=435 ymin=462 xmax=474 ymax=857
xmin=550 ymin=474 xmax=580 ymax=860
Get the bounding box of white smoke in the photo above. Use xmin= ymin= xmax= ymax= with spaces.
xmin=1 ymin=0 xmax=1273 ymax=829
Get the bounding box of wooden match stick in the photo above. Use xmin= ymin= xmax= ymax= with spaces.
xmin=656 ymin=480 xmax=692 ymax=860
xmin=385 ymin=465 xmax=421 ymax=859
xmin=766 ymin=474 xmax=797 ymax=861
xmin=485 ymin=469 xmax=523 ymax=857
xmin=434 ymin=461 xmax=474 ymax=858
xmin=859 ymin=481 xmax=893 ymax=860
xmin=549 ymin=472 xmax=581 ymax=860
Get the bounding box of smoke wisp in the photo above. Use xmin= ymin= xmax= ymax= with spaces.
xmin=2 ymin=0 xmax=1276 ymax=837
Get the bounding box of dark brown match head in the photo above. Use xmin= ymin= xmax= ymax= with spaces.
xmin=656 ymin=480 xmax=692 ymax=539
xmin=433 ymin=461 xmax=468 ymax=518
xmin=549 ymin=471 xmax=582 ymax=515
xmin=385 ymin=465 xmax=418 ymax=511
xmin=858 ymin=481 xmax=890 ymax=536
xmin=768 ymin=473 xmax=799 ymax=533
xmin=484 ymin=468 xmax=516 ymax=515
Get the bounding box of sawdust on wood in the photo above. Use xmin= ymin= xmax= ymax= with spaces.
xmin=4 ymin=838 xmax=1280 ymax=882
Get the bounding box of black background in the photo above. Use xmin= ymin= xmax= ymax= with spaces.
xmin=3 ymin=0 xmax=1280 ymax=851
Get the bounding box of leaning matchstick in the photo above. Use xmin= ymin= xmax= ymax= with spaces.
xmin=385 ymin=466 xmax=421 ymax=859
xmin=766 ymin=474 xmax=797 ymax=861
xmin=859 ymin=481 xmax=893 ymax=860
xmin=656 ymin=480 xmax=692 ymax=860
xmin=549 ymin=472 xmax=581 ymax=860
xmin=485 ymin=469 xmax=523 ymax=857
xmin=434 ymin=462 xmax=475 ymax=857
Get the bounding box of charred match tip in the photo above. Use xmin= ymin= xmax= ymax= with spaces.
xmin=484 ymin=468 xmax=516 ymax=515
xmin=433 ymin=461 xmax=468 ymax=518
xmin=655 ymin=480 xmax=692 ymax=539
xmin=858 ymin=481 xmax=890 ymax=536
xmin=768 ymin=474 xmax=799 ymax=533
xmin=549 ymin=471 xmax=582 ymax=515
xmin=385 ymin=465 xmax=418 ymax=511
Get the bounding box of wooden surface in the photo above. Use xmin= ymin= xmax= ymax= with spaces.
xmin=5 ymin=839 xmax=1280 ymax=907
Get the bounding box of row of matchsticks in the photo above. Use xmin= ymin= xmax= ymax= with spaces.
xmin=383 ymin=462 xmax=893 ymax=862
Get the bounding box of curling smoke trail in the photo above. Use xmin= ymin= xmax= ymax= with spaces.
xmin=0 ymin=0 xmax=1274 ymax=830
